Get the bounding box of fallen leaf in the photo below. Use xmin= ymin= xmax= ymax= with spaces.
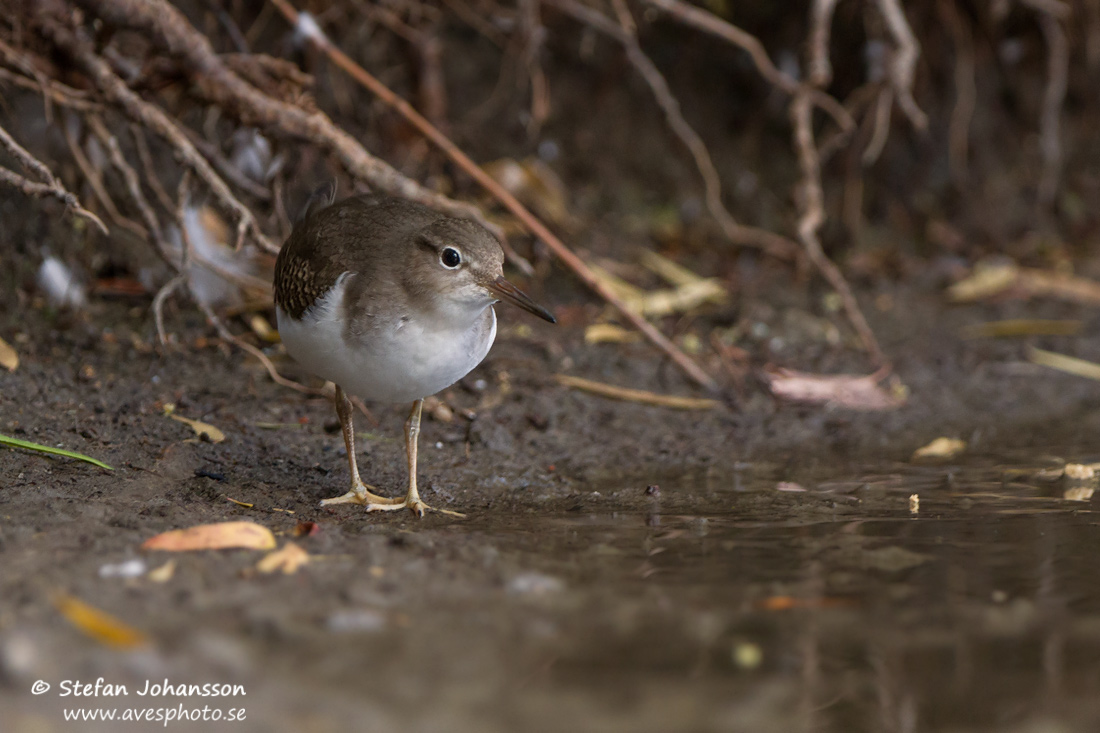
xmin=756 ymin=596 xmax=853 ymax=611
xmin=960 ymin=319 xmax=1081 ymax=339
xmin=256 ymin=543 xmax=310 ymax=575
xmin=638 ymin=250 xmax=707 ymax=288
xmin=855 ymin=546 xmax=928 ymax=572
xmin=248 ymin=314 xmax=281 ymax=343
xmin=909 ymin=494 xmax=920 ymax=514
xmin=1064 ymin=463 xmax=1098 ymax=480
xmin=588 ymin=262 xmax=726 ymax=318
xmin=0 ymin=336 xmax=17 ymax=371
xmin=1028 ymin=347 xmax=1100 ymax=382
xmin=168 ymin=413 xmax=226 ymax=443
xmin=912 ymin=437 xmax=967 ymax=460
xmin=0 ymin=433 xmax=113 ymax=470
xmin=142 ymin=521 xmax=276 ymax=551
xmin=763 ymin=368 xmax=907 ymax=411
xmin=947 ymin=260 xmax=1019 ymax=302
xmin=54 ymin=595 xmax=147 ymax=648
xmin=584 ymin=323 xmax=640 ymax=345
xmin=293 ymin=521 xmax=321 ymax=537
xmin=484 ymin=157 xmax=573 ymax=227
xmin=949 ymin=259 xmax=1100 ymax=306
xmin=147 ymin=560 xmax=176 ymax=583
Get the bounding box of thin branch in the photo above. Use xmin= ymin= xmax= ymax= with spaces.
xmin=62 ymin=114 xmax=146 ymax=237
xmin=0 ymin=120 xmax=106 ymax=233
xmin=873 ymin=0 xmax=929 ymax=131
xmin=36 ymin=4 xmax=275 ymax=252
xmin=153 ymin=274 xmax=185 ymax=346
xmin=1034 ymin=5 xmax=1068 ymax=207
xmin=548 ymin=0 xmax=799 ymax=260
xmin=789 ymin=0 xmax=886 ymax=367
xmin=862 ymin=87 xmax=894 ymax=165
xmin=640 ymin=0 xmax=852 ymax=131
xmin=790 ymin=92 xmax=884 ymax=367
xmin=130 ymin=124 xmax=176 ymax=212
xmin=0 ymin=165 xmax=107 ymax=234
xmin=69 ymin=0 xmax=488 ymax=231
xmin=88 ymin=115 xmax=168 ymax=252
xmin=938 ymin=0 xmax=975 ymax=186
xmin=808 ymin=0 xmax=839 ymax=87
xmin=198 ymin=299 xmax=321 ymax=395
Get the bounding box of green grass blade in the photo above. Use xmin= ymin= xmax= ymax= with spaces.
xmin=0 ymin=433 xmax=114 ymax=470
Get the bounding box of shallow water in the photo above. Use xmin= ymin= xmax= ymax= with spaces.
xmin=6 ymin=450 xmax=1100 ymax=732
xmin=440 ymin=454 xmax=1100 ymax=732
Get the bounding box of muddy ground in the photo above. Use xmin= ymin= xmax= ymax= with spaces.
xmin=4 ymin=236 xmax=1100 ymax=732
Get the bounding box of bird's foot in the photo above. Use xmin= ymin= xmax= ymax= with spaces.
xmin=364 ymin=495 xmax=465 ymax=519
xmin=319 ymin=482 xmax=401 ymax=507
xmin=321 ymin=484 xmax=464 ymax=518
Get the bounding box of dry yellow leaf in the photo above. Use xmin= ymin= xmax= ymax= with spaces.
xmin=54 ymin=594 xmax=148 ymax=648
xmin=584 ymin=323 xmax=639 ymax=345
xmin=0 ymin=336 xmax=17 ymax=372
xmin=248 ymin=314 xmax=281 ymax=343
xmin=1064 ymin=463 xmax=1098 ymax=480
xmin=169 ymin=413 xmax=225 ymax=443
xmin=256 ymin=542 xmax=310 ymax=575
xmin=912 ymin=437 xmax=966 ymax=460
xmin=142 ymin=521 xmax=276 ymax=551
xmin=947 ymin=261 xmax=1019 ymax=302
xmin=1065 ymin=487 xmax=1095 ymax=501
xmin=147 ymin=560 xmax=176 ymax=583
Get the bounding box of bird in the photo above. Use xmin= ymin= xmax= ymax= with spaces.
xmin=273 ymin=187 xmax=556 ymax=517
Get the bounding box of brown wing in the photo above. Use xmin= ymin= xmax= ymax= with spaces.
xmin=273 ymin=195 xmax=442 ymax=319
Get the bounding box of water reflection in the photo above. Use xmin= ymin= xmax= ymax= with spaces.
xmin=478 ymin=456 xmax=1100 ymax=732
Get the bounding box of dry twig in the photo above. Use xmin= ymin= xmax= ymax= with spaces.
xmin=1033 ymin=5 xmax=1068 ymax=207
xmin=548 ymin=0 xmax=799 ymax=261
xmin=36 ymin=3 xmax=274 ymax=252
xmin=70 ymin=0 xmax=487 ymax=233
xmin=555 ymin=374 xmax=721 ymax=410
xmin=641 ymin=0 xmax=852 ymax=131
xmin=873 ymin=0 xmax=929 ymax=132
xmin=789 ymin=0 xmax=887 ymax=367
xmin=938 ymin=0 xmax=976 ymax=185
xmin=0 ymin=120 xmax=107 ymax=234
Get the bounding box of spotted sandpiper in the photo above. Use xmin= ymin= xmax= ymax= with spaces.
xmin=274 ymin=187 xmax=556 ymax=517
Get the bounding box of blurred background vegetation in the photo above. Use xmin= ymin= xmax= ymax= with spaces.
xmin=0 ymin=0 xmax=1094 ymax=386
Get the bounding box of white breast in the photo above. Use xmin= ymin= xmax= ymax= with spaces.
xmin=276 ymin=275 xmax=497 ymax=403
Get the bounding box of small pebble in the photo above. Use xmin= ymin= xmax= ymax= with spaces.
xmin=99 ymin=559 xmax=147 ymax=579
xmin=327 ymin=609 xmax=387 ymax=633
xmin=732 ymin=642 xmax=763 ymax=670
xmin=507 ymin=572 xmax=564 ymax=596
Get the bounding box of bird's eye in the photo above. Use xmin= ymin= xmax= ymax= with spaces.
xmin=440 ymin=247 xmax=462 ymax=269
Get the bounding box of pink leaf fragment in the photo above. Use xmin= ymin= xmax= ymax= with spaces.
xmin=764 ymin=368 xmax=906 ymax=411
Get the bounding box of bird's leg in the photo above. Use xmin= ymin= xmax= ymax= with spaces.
xmin=391 ymin=399 xmax=463 ymax=518
xmin=400 ymin=399 xmax=429 ymax=517
xmin=319 ymin=386 xmax=400 ymax=507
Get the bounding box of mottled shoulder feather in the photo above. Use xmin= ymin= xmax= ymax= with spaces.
xmin=274 ymin=194 xmax=444 ymax=320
